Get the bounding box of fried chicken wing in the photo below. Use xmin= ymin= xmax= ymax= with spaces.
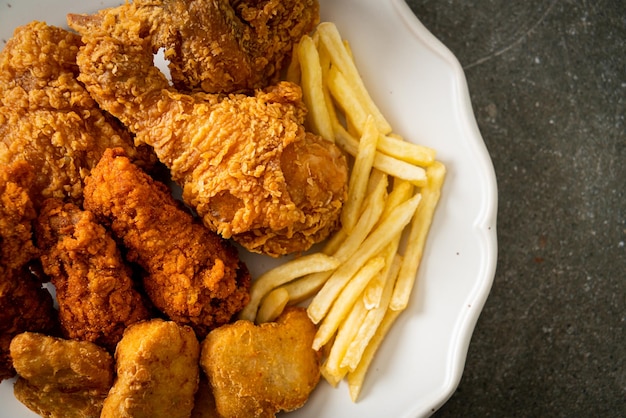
xmin=83 ymin=148 xmax=251 ymax=338
xmin=200 ymin=307 xmax=321 ymax=418
xmin=101 ymin=319 xmax=200 ymax=418
xmin=35 ymin=198 xmax=152 ymax=351
xmin=68 ymin=9 xmax=348 ymax=256
xmin=0 ymin=21 xmax=156 ymax=209
xmin=10 ymin=332 xmax=114 ymax=418
xmin=0 ymin=161 xmax=57 ymax=381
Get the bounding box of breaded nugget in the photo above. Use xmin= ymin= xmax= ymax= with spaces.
xmin=101 ymin=319 xmax=200 ymax=418
xmin=35 ymin=198 xmax=152 ymax=351
xmin=10 ymin=332 xmax=114 ymax=418
xmin=200 ymin=307 xmax=321 ymax=418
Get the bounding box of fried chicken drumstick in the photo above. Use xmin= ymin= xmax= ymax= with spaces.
xmin=83 ymin=148 xmax=251 ymax=338
xmin=35 ymin=199 xmax=152 ymax=352
xmin=68 ymin=2 xmax=348 ymax=256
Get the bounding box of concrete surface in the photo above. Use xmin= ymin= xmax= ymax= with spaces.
xmin=404 ymin=1 xmax=625 ymax=416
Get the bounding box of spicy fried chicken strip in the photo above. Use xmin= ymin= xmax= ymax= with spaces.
xmin=101 ymin=319 xmax=200 ymax=418
xmin=200 ymin=307 xmax=321 ymax=418
xmin=68 ymin=10 xmax=348 ymax=256
xmin=83 ymin=148 xmax=250 ymax=338
xmin=35 ymin=198 xmax=152 ymax=352
xmin=0 ymin=162 xmax=57 ymax=381
xmin=0 ymin=21 xmax=156 ymax=209
xmin=10 ymin=332 xmax=114 ymax=418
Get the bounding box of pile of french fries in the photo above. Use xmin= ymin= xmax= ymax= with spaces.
xmin=239 ymin=22 xmax=446 ymax=401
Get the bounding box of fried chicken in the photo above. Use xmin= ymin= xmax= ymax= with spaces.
xmin=10 ymin=332 xmax=114 ymax=418
xmin=0 ymin=161 xmax=57 ymax=381
xmin=70 ymin=0 xmax=319 ymax=94
xmin=83 ymin=148 xmax=251 ymax=338
xmin=200 ymin=307 xmax=321 ymax=418
xmin=101 ymin=319 xmax=200 ymax=418
xmin=0 ymin=21 xmax=156 ymax=209
xmin=68 ymin=9 xmax=348 ymax=256
xmin=35 ymin=198 xmax=152 ymax=352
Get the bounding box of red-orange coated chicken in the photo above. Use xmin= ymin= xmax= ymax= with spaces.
xmin=83 ymin=148 xmax=251 ymax=338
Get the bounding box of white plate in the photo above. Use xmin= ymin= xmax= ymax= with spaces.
xmin=0 ymin=0 xmax=498 ymax=417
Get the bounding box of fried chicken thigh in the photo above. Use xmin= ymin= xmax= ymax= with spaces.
xmin=35 ymin=199 xmax=152 ymax=352
xmin=83 ymin=148 xmax=251 ymax=338
xmin=68 ymin=6 xmax=348 ymax=256
xmin=0 ymin=162 xmax=57 ymax=381
xmin=0 ymin=21 xmax=155 ymax=209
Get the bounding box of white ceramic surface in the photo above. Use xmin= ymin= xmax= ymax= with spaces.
xmin=0 ymin=0 xmax=498 ymax=416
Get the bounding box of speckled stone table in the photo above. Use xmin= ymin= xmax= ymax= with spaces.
xmin=403 ymin=1 xmax=625 ymax=416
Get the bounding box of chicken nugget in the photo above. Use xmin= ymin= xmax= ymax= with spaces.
xmin=200 ymin=307 xmax=321 ymax=418
xmin=10 ymin=332 xmax=114 ymax=418
xmin=101 ymin=319 xmax=200 ymax=418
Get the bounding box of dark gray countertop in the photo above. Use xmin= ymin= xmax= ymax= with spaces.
xmin=403 ymin=1 xmax=625 ymax=416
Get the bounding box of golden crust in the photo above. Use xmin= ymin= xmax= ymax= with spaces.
xmin=101 ymin=319 xmax=200 ymax=418
xmin=200 ymin=307 xmax=321 ymax=418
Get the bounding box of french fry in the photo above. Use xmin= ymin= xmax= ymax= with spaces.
xmin=390 ymin=160 xmax=446 ymax=311
xmin=298 ymin=35 xmax=334 ymax=142
xmin=323 ymin=297 xmax=368 ymax=382
xmin=256 ymin=287 xmax=290 ymax=324
xmin=377 ymin=134 xmax=437 ymax=167
xmin=347 ymin=308 xmax=402 ymax=402
xmin=341 ymin=115 xmax=379 ymax=232
xmin=362 ymin=233 xmax=402 ymax=311
xmin=307 ymin=192 xmax=421 ymax=324
xmin=361 ymin=178 xmax=410 ymax=308
xmin=334 ymin=123 xmax=427 ymax=186
xmin=378 ymin=179 xmax=414 ymax=229
xmin=239 ymin=253 xmax=340 ymax=322
xmin=280 ymin=270 xmax=333 ymax=305
xmin=342 ymin=255 xmax=402 ymax=372
xmin=327 ymin=67 xmax=370 ymax=135
xmin=313 ymin=256 xmax=385 ymax=350
xmin=316 ymin=22 xmax=392 ymax=134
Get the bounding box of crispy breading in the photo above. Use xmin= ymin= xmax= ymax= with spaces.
xmin=0 ymin=21 xmax=156 ymax=209
xmin=68 ymin=3 xmax=348 ymax=255
xmin=10 ymin=332 xmax=114 ymax=418
xmin=0 ymin=161 xmax=57 ymax=381
xmin=83 ymin=148 xmax=251 ymax=338
xmin=101 ymin=319 xmax=200 ymax=418
xmin=35 ymin=198 xmax=152 ymax=351
xmin=69 ymin=0 xmax=319 ymax=94
xmin=200 ymin=307 xmax=321 ymax=418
